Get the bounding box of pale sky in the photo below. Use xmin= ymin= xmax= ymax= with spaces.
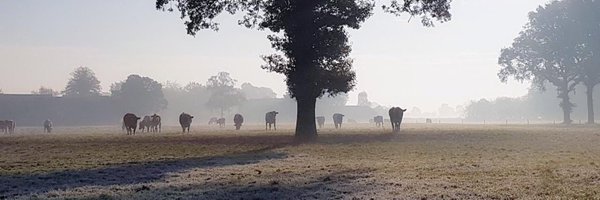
xmin=0 ymin=0 xmax=549 ymax=112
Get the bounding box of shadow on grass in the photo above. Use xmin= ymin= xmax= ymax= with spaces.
xmin=0 ymin=146 xmax=287 ymax=198
xmin=1 ymin=132 xmax=401 ymax=198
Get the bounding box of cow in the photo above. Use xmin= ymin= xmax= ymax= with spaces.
xmin=316 ymin=116 xmax=325 ymax=129
xmin=389 ymin=107 xmax=407 ymax=132
xmin=179 ymin=112 xmax=194 ymax=133
xmin=374 ymin=116 xmax=384 ymax=128
xmin=139 ymin=116 xmax=152 ymax=133
xmin=217 ymin=118 xmax=226 ymax=128
xmin=123 ymin=113 xmax=141 ymax=135
xmin=43 ymin=119 xmax=53 ymax=133
xmin=4 ymin=120 xmax=15 ymax=134
xmin=333 ymin=113 xmax=344 ymax=129
xmin=426 ymin=118 xmax=433 ymax=124
xmin=265 ymin=111 xmax=278 ymax=131
xmin=208 ymin=117 xmax=218 ymax=125
xmin=234 ymin=114 xmax=244 ymax=130
xmin=150 ymin=114 xmax=162 ymax=133
xmin=0 ymin=120 xmax=8 ymax=134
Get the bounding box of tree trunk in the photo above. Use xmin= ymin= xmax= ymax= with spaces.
xmin=586 ymin=83 xmax=595 ymax=124
xmin=559 ymin=91 xmax=573 ymax=124
xmin=295 ymin=96 xmax=318 ymax=139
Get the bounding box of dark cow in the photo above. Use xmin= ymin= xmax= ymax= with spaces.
xmin=265 ymin=111 xmax=278 ymax=131
xmin=426 ymin=118 xmax=433 ymax=124
xmin=374 ymin=116 xmax=384 ymax=128
xmin=179 ymin=112 xmax=194 ymax=133
xmin=208 ymin=117 xmax=218 ymax=125
xmin=150 ymin=114 xmax=162 ymax=132
xmin=123 ymin=113 xmax=141 ymax=135
xmin=389 ymin=107 xmax=407 ymax=132
xmin=43 ymin=119 xmax=53 ymax=133
xmin=139 ymin=116 xmax=152 ymax=133
xmin=217 ymin=118 xmax=226 ymax=128
xmin=234 ymin=114 xmax=244 ymax=130
xmin=316 ymin=116 xmax=325 ymax=129
xmin=0 ymin=121 xmax=6 ymax=134
xmin=333 ymin=113 xmax=344 ymax=129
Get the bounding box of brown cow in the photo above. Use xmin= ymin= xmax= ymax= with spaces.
xmin=179 ymin=113 xmax=194 ymax=133
xmin=150 ymin=114 xmax=161 ymax=133
xmin=316 ymin=116 xmax=325 ymax=129
xmin=389 ymin=107 xmax=407 ymax=132
xmin=265 ymin=111 xmax=278 ymax=131
xmin=333 ymin=113 xmax=344 ymax=129
xmin=374 ymin=116 xmax=384 ymax=128
xmin=139 ymin=116 xmax=152 ymax=133
xmin=43 ymin=119 xmax=53 ymax=133
xmin=123 ymin=113 xmax=141 ymax=135
xmin=217 ymin=118 xmax=225 ymax=128
xmin=234 ymin=114 xmax=244 ymax=130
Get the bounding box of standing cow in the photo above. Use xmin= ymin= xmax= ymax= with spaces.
xmin=139 ymin=116 xmax=152 ymax=133
xmin=316 ymin=116 xmax=325 ymax=129
xmin=123 ymin=113 xmax=141 ymax=135
xmin=43 ymin=119 xmax=53 ymax=133
xmin=179 ymin=112 xmax=194 ymax=133
xmin=333 ymin=113 xmax=344 ymax=129
xmin=389 ymin=107 xmax=407 ymax=132
xmin=374 ymin=116 xmax=384 ymax=128
xmin=234 ymin=114 xmax=244 ymax=130
xmin=2 ymin=120 xmax=15 ymax=134
xmin=217 ymin=118 xmax=226 ymax=128
xmin=265 ymin=111 xmax=278 ymax=131
xmin=150 ymin=114 xmax=162 ymax=133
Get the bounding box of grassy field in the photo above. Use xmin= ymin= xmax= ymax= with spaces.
xmin=1 ymin=123 xmax=600 ymax=199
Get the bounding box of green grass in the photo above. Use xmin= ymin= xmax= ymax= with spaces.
xmin=1 ymin=124 xmax=600 ymax=199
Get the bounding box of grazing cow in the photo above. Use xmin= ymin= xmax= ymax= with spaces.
xmin=374 ymin=116 xmax=384 ymax=128
xmin=389 ymin=107 xmax=407 ymax=132
xmin=265 ymin=111 xmax=278 ymax=131
xmin=4 ymin=120 xmax=15 ymax=134
xmin=234 ymin=114 xmax=244 ymax=130
xmin=150 ymin=114 xmax=162 ymax=133
xmin=426 ymin=118 xmax=433 ymax=124
xmin=43 ymin=119 xmax=53 ymax=133
xmin=333 ymin=113 xmax=344 ymax=129
xmin=208 ymin=117 xmax=218 ymax=125
xmin=123 ymin=113 xmax=141 ymax=135
xmin=179 ymin=113 xmax=194 ymax=133
xmin=139 ymin=116 xmax=152 ymax=133
xmin=316 ymin=116 xmax=325 ymax=129
xmin=217 ymin=118 xmax=226 ymax=128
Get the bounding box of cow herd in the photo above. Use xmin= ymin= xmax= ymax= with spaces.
xmin=1 ymin=107 xmax=407 ymax=135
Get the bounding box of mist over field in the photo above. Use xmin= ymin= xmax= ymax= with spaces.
xmin=1 ymin=0 xmax=600 ymax=199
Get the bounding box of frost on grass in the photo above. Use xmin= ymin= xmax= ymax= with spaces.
xmin=1 ymin=124 xmax=600 ymax=199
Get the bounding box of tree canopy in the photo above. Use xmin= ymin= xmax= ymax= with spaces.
xmin=157 ymin=0 xmax=452 ymax=138
xmin=498 ymin=0 xmax=600 ymax=124
xmin=63 ymin=67 xmax=102 ymax=97
xmin=206 ymin=72 xmax=246 ymax=117
xmin=111 ymin=74 xmax=167 ymax=114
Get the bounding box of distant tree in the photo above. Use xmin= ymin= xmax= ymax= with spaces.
xmin=63 ymin=67 xmax=102 ymax=97
xmin=31 ymin=86 xmax=60 ymax=96
xmin=357 ymin=92 xmax=371 ymax=107
xmin=111 ymin=74 xmax=167 ymax=114
xmin=438 ymin=104 xmax=455 ymax=117
xmin=206 ymin=72 xmax=246 ymax=117
xmin=409 ymin=107 xmax=422 ymax=117
xmin=157 ymin=0 xmax=451 ymax=138
xmin=317 ymin=93 xmax=349 ymax=107
xmin=498 ymin=1 xmax=584 ymax=124
xmin=240 ymin=83 xmax=277 ymax=99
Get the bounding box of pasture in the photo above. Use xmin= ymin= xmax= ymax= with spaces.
xmin=1 ymin=124 xmax=600 ymax=199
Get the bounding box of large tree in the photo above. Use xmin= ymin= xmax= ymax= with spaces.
xmin=498 ymin=0 xmax=585 ymax=124
xmin=157 ymin=0 xmax=451 ymax=138
xmin=111 ymin=74 xmax=167 ymax=114
xmin=564 ymin=0 xmax=600 ymax=124
xmin=206 ymin=72 xmax=246 ymax=117
xmin=63 ymin=67 xmax=102 ymax=97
